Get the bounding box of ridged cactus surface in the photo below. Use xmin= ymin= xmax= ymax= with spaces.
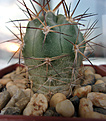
xmin=23 ymin=11 xmax=84 ymax=95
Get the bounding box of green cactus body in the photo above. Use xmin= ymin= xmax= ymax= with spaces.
xmin=23 ymin=12 xmax=84 ymax=95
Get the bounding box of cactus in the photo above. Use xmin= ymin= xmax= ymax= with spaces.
xmin=3 ymin=0 xmax=102 ymax=96
xmin=22 ymin=10 xmax=84 ymax=94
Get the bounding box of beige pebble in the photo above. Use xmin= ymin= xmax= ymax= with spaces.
xmin=101 ymin=76 xmax=106 ymax=83
xmin=79 ymin=98 xmax=106 ymax=119
xmin=7 ymin=85 xmax=19 ymax=97
xmin=15 ymin=83 xmax=27 ymax=89
xmin=23 ymin=88 xmax=34 ymax=98
xmin=2 ymin=71 xmax=15 ymax=78
xmin=0 ymin=91 xmax=11 ymax=110
xmin=0 ymin=78 xmax=12 ymax=85
xmin=95 ymin=80 xmax=105 ymax=85
xmin=15 ymin=66 xmax=23 ymax=74
xmin=84 ymin=66 xmax=95 ymax=74
xmin=6 ymin=81 xmax=15 ymax=88
xmin=56 ymin=99 xmax=74 ymax=117
xmin=73 ymin=85 xmax=91 ymax=98
xmin=15 ymin=97 xmax=30 ymax=112
xmin=87 ymin=92 xmax=106 ymax=109
xmin=11 ymin=74 xmax=24 ymax=82
xmin=12 ymin=89 xmax=26 ymax=102
xmin=5 ymin=98 xmax=16 ymax=108
xmin=23 ymin=93 xmax=48 ymax=116
xmin=50 ymin=93 xmax=66 ymax=107
xmin=79 ymin=98 xmax=93 ymax=118
xmin=94 ymin=74 xmax=102 ymax=80
xmin=13 ymin=78 xmax=28 ymax=84
xmin=84 ymin=111 xmax=106 ymax=119
xmin=84 ymin=69 xmax=94 ymax=77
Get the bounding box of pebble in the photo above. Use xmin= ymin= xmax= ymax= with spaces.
xmin=2 ymin=71 xmax=15 ymax=78
xmin=6 ymin=81 xmax=14 ymax=89
xmin=50 ymin=93 xmax=66 ymax=108
xmin=0 ymin=83 xmax=3 ymax=91
xmin=23 ymin=93 xmax=48 ymax=116
xmin=93 ymin=107 xmax=106 ymax=115
xmin=0 ymin=91 xmax=11 ymax=110
xmin=82 ymin=74 xmax=95 ymax=86
xmin=92 ymin=83 xmax=106 ymax=93
xmin=7 ymin=85 xmax=20 ymax=97
xmin=70 ymin=95 xmax=80 ymax=109
xmin=0 ymin=78 xmax=12 ymax=85
xmin=44 ymin=107 xmax=60 ymax=117
xmin=84 ymin=111 xmax=106 ymax=119
xmin=94 ymin=74 xmax=102 ymax=80
xmin=79 ymin=98 xmax=93 ymax=118
xmin=44 ymin=107 xmax=55 ymax=116
xmin=73 ymin=85 xmax=91 ymax=98
xmin=95 ymin=80 xmax=104 ymax=84
xmin=84 ymin=66 xmax=95 ymax=74
xmin=79 ymin=98 xmax=106 ymax=119
xmin=84 ymin=69 xmax=94 ymax=77
xmin=12 ymin=89 xmax=26 ymax=102
xmin=5 ymin=98 xmax=16 ymax=108
xmin=2 ymin=107 xmax=21 ymax=115
xmin=3 ymin=89 xmax=26 ymax=109
xmin=15 ymin=97 xmax=30 ymax=112
xmin=56 ymin=99 xmax=75 ymax=117
xmin=87 ymin=92 xmax=106 ymax=109
xmin=23 ymin=88 xmax=34 ymax=99
xmin=101 ymin=76 xmax=106 ymax=84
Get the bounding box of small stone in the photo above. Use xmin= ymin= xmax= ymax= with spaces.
xmin=15 ymin=66 xmax=23 ymax=74
xmin=0 ymin=78 xmax=12 ymax=85
xmin=95 ymin=80 xmax=104 ymax=84
xmin=3 ymin=107 xmax=21 ymax=115
xmin=44 ymin=107 xmax=55 ymax=116
xmin=4 ymin=89 xmax=26 ymax=108
xmin=44 ymin=107 xmax=60 ymax=117
xmin=0 ymin=91 xmax=11 ymax=110
xmin=92 ymin=83 xmax=106 ymax=93
xmin=23 ymin=88 xmax=34 ymax=99
xmin=70 ymin=96 xmax=80 ymax=109
xmin=94 ymin=74 xmax=102 ymax=80
xmin=11 ymin=74 xmax=24 ymax=82
xmin=56 ymin=99 xmax=75 ymax=117
xmin=84 ymin=111 xmax=106 ymax=119
xmin=2 ymin=71 xmax=15 ymax=78
xmin=6 ymin=81 xmax=15 ymax=89
xmin=93 ymin=107 xmax=106 ymax=115
xmin=5 ymin=98 xmax=16 ymax=108
xmin=73 ymin=85 xmax=91 ymax=98
xmin=15 ymin=97 xmax=30 ymax=112
xmin=50 ymin=93 xmax=66 ymax=107
xmin=79 ymin=98 xmax=93 ymax=118
xmin=84 ymin=69 xmax=94 ymax=77
xmin=23 ymin=93 xmax=48 ymax=116
xmin=82 ymin=74 xmax=95 ymax=86
xmin=87 ymin=92 xmax=106 ymax=109
xmin=12 ymin=89 xmax=26 ymax=102
xmin=84 ymin=66 xmax=95 ymax=74
xmin=7 ymin=85 xmax=19 ymax=97
xmin=0 ymin=83 xmax=3 ymax=91
xmin=79 ymin=98 xmax=106 ymax=119
xmin=101 ymin=76 xmax=106 ymax=84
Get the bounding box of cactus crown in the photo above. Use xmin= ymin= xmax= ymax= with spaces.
xmin=1 ymin=0 xmax=103 ymax=95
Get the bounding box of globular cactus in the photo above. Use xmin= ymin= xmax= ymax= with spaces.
xmin=5 ymin=0 xmax=101 ymax=96
xmin=23 ymin=11 xmax=84 ymax=95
